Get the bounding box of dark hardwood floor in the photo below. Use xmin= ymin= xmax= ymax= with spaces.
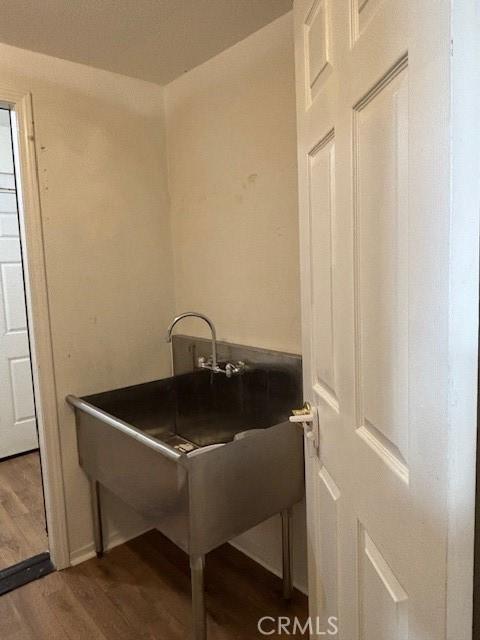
xmin=0 ymin=451 xmax=307 ymax=638
xmin=0 ymin=451 xmax=48 ymax=568
xmin=0 ymin=529 xmax=308 ymax=639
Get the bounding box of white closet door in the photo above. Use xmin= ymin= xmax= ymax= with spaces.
xmin=294 ymin=1 xmax=476 ymax=638
xmin=0 ymin=111 xmax=37 ymax=459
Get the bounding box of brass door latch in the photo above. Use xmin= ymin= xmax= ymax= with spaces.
xmin=289 ymin=402 xmax=319 ymax=456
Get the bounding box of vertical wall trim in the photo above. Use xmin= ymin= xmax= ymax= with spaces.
xmin=0 ymin=87 xmax=70 ymax=569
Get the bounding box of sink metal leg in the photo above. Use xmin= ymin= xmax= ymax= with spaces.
xmin=190 ymin=554 xmax=206 ymax=640
xmin=281 ymin=508 xmax=293 ymax=600
xmin=90 ymin=479 xmax=104 ymax=558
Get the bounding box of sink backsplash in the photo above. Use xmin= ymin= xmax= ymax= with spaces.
xmin=171 ymin=334 xmax=303 ymax=407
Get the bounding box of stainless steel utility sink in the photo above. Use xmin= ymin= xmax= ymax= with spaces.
xmin=67 ymin=360 xmax=304 ymax=640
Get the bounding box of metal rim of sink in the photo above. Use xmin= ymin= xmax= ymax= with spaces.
xmin=66 ymin=394 xmax=182 ymax=461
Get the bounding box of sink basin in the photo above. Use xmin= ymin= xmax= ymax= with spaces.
xmin=82 ymin=367 xmax=299 ymax=448
xmin=67 ymin=362 xmax=304 ymax=640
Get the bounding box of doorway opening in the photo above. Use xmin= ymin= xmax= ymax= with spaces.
xmin=0 ymin=106 xmax=53 ymax=592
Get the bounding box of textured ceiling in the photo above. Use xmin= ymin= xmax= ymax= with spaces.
xmin=0 ymin=0 xmax=293 ymax=85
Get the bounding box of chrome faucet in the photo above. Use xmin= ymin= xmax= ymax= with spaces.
xmin=166 ymin=312 xmax=245 ymax=377
xmin=166 ymin=311 xmax=220 ymax=372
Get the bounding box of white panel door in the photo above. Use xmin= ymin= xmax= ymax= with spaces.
xmin=294 ymin=1 xmax=476 ymax=639
xmin=0 ymin=111 xmax=37 ymax=459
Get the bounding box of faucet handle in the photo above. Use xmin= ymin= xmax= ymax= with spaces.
xmin=197 ymin=355 xmax=214 ymax=368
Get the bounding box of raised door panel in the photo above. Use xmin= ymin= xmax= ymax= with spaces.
xmin=0 ymin=173 xmax=14 ymax=190
xmin=358 ymin=524 xmax=408 ymax=640
xmin=0 ymin=123 xmax=14 ymax=174
xmin=354 ymin=58 xmax=409 ymax=482
xmin=0 ymin=237 xmax=21 ymax=263
xmin=314 ymin=466 xmax=340 ymax=627
xmin=0 ymin=213 xmax=20 ymax=237
xmin=351 ymin=0 xmax=386 ymax=42
xmin=10 ymin=357 xmax=35 ymax=422
xmin=0 ymin=191 xmax=17 ymax=213
xmin=308 ymin=131 xmax=338 ymax=410
xmin=304 ymin=0 xmax=332 ymax=103
xmin=2 ymin=263 xmax=27 ymax=333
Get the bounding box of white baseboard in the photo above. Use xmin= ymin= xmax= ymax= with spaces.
xmin=69 ymin=525 xmax=152 ymax=566
xmin=229 ymin=540 xmax=308 ymax=595
xmin=69 ymin=542 xmax=95 ymax=567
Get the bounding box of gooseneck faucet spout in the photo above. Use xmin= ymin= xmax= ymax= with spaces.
xmin=166 ymin=312 xmax=218 ymax=371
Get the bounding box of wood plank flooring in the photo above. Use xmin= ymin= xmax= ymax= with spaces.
xmin=0 ymin=451 xmax=308 ymax=638
xmin=0 ymin=529 xmax=308 ymax=639
xmin=0 ymin=452 xmax=48 ymax=568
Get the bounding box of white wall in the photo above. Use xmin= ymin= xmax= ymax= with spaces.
xmin=164 ymin=13 xmax=307 ymax=592
xmin=165 ymin=12 xmax=301 ymax=354
xmin=0 ymin=42 xmax=175 ymax=561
